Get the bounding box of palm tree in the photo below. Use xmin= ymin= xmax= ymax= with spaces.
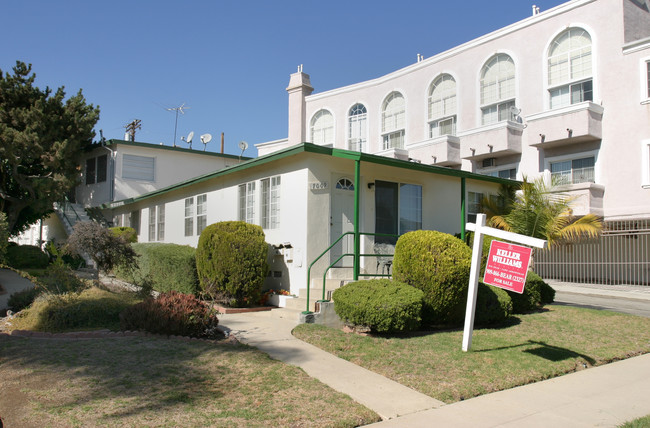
xmin=486 ymin=176 xmax=602 ymax=247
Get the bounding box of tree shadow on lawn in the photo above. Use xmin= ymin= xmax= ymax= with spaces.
xmin=0 ymin=335 xmax=265 ymax=422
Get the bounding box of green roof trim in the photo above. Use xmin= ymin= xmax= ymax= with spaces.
xmin=104 ymin=143 xmax=518 ymax=209
xmin=89 ymin=139 xmax=249 ymax=161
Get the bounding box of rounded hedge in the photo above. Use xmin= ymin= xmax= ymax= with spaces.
xmin=332 ymin=279 xmax=424 ymax=333
xmin=393 ymin=230 xmax=472 ymax=325
xmin=6 ymin=244 xmax=49 ymax=269
xmin=475 ymin=283 xmax=513 ymax=325
xmin=196 ymin=221 xmax=268 ymax=307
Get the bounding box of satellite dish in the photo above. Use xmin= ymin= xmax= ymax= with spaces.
xmin=200 ymin=133 xmax=212 ymax=151
xmin=509 ymin=106 xmax=522 ymax=122
xmin=181 ymin=131 xmax=195 ymax=149
xmin=238 ymin=140 xmax=248 ymax=162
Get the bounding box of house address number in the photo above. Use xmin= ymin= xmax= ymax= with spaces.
xmin=309 ymin=182 xmax=328 ymax=190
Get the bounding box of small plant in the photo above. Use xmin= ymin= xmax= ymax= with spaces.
xmin=7 ymin=286 xmax=42 ymax=312
xmin=196 ymin=221 xmax=268 ymax=307
xmin=5 ymin=244 xmax=49 ymax=269
xmin=332 ymin=279 xmax=424 ymax=333
xmin=65 ymin=221 xmax=138 ymax=273
xmin=120 ymin=291 xmax=222 ymax=339
xmin=38 ymin=264 xmax=88 ymax=295
xmin=259 ymin=289 xmax=293 ymax=305
xmin=110 ymin=226 xmax=138 ymax=243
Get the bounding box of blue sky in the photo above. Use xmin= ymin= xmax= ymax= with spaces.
xmin=2 ymin=0 xmax=567 ymax=156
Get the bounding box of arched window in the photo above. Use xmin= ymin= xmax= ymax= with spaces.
xmin=480 ymin=54 xmax=516 ymax=125
xmin=428 ymin=74 xmax=457 ymax=137
xmin=335 ymin=178 xmax=354 ymax=191
xmin=381 ymin=92 xmax=405 ymax=150
xmin=348 ymin=103 xmax=367 ymax=152
xmin=548 ymin=28 xmax=593 ymax=109
xmin=310 ymin=109 xmax=334 ymax=146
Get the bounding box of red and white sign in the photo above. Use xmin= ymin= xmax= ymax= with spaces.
xmin=483 ymin=240 xmax=532 ymax=294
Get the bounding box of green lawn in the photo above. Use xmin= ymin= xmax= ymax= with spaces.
xmin=620 ymin=414 xmax=650 ymax=428
xmin=0 ymin=335 xmax=380 ymax=427
xmin=293 ymin=305 xmax=650 ymax=403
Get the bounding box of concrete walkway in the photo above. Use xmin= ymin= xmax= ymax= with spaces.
xmin=219 ymin=310 xmax=444 ymax=420
xmin=219 ymin=283 xmax=650 ymax=426
xmin=0 ymin=269 xmax=37 ymax=312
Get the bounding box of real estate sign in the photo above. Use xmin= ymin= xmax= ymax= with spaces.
xmin=483 ymin=240 xmax=532 ymax=294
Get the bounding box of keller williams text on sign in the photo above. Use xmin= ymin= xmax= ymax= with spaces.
xmin=483 ymin=240 xmax=533 ymax=294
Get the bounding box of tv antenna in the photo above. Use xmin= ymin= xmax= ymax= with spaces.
xmin=181 ymin=131 xmax=194 ymax=149
xmin=238 ymin=140 xmax=248 ymax=162
xmin=200 ymin=133 xmax=212 ymax=151
xmin=166 ymin=103 xmax=190 ymax=146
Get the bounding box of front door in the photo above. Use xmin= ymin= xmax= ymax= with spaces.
xmin=330 ymin=177 xmax=355 ymax=267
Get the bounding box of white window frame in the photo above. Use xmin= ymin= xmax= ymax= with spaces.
xmin=310 ymin=109 xmax=334 ymax=146
xmin=239 ymin=182 xmax=256 ymax=224
xmin=547 ymin=154 xmax=597 ymax=186
xmin=480 ymin=54 xmax=516 ymax=125
xmin=480 ymin=165 xmax=518 ymax=180
xmin=148 ymin=207 xmax=156 ymax=242
xmin=428 ymin=74 xmax=457 ymax=138
xmin=261 ymin=176 xmax=281 ymax=230
xmin=467 ymin=191 xmax=485 ymax=223
xmin=196 ymin=194 xmax=207 ymax=235
xmin=156 ymin=204 xmax=165 ymax=241
xmin=348 ymin=103 xmax=368 ymax=152
xmin=381 ymin=92 xmax=406 ymax=149
xmin=642 ymin=140 xmax=650 ymax=188
xmin=184 ymin=197 xmax=194 ymax=237
xmin=547 ymin=28 xmax=593 ymax=110
xmin=641 ymin=57 xmax=650 ymax=104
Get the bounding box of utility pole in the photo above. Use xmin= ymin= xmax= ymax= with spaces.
xmin=124 ymin=119 xmax=141 ymax=141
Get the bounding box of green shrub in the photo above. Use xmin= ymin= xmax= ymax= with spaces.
xmin=114 ymin=243 xmax=198 ymax=294
xmin=110 ymin=226 xmax=138 ymax=243
xmin=332 ymin=279 xmax=424 ymax=333
xmin=474 ymin=283 xmax=513 ymax=325
xmin=507 ymin=271 xmax=555 ymax=312
xmin=0 ymin=212 xmax=8 ymax=263
xmin=38 ymin=264 xmax=88 ymax=295
xmin=119 ymin=291 xmax=221 ymax=339
xmin=196 ymin=221 xmax=268 ymax=307
xmin=5 ymin=244 xmax=49 ymax=269
xmin=7 ymin=286 xmax=42 ymax=312
xmin=11 ymin=287 xmax=141 ymax=332
xmin=393 ymin=230 xmax=472 ymax=325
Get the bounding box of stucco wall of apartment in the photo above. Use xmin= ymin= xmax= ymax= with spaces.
xmin=280 ymin=0 xmax=650 ymax=223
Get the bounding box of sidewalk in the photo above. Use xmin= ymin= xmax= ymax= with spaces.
xmin=547 ymin=280 xmax=650 ymax=302
xmin=219 ymin=282 xmax=650 ymax=427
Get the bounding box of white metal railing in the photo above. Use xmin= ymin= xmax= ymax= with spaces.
xmin=551 ymin=166 xmax=595 ymax=185
xmin=535 ymin=219 xmax=650 ymax=285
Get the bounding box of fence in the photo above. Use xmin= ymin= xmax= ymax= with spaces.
xmin=535 ymin=219 xmax=650 ymax=286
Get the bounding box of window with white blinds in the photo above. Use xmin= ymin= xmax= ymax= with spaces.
xmin=122 ymin=154 xmax=155 ymax=181
xmin=480 ymin=54 xmax=516 ymax=125
xmin=548 ymin=28 xmax=593 ymax=109
xmin=310 ymin=109 xmax=334 ymax=146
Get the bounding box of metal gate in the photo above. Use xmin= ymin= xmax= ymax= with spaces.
xmin=534 ymin=219 xmax=650 ymax=286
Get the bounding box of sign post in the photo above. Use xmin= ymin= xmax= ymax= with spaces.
xmin=462 ymin=214 xmax=547 ymax=352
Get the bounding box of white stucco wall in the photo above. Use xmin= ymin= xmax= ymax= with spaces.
xmin=286 ymin=0 xmax=650 ymax=222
